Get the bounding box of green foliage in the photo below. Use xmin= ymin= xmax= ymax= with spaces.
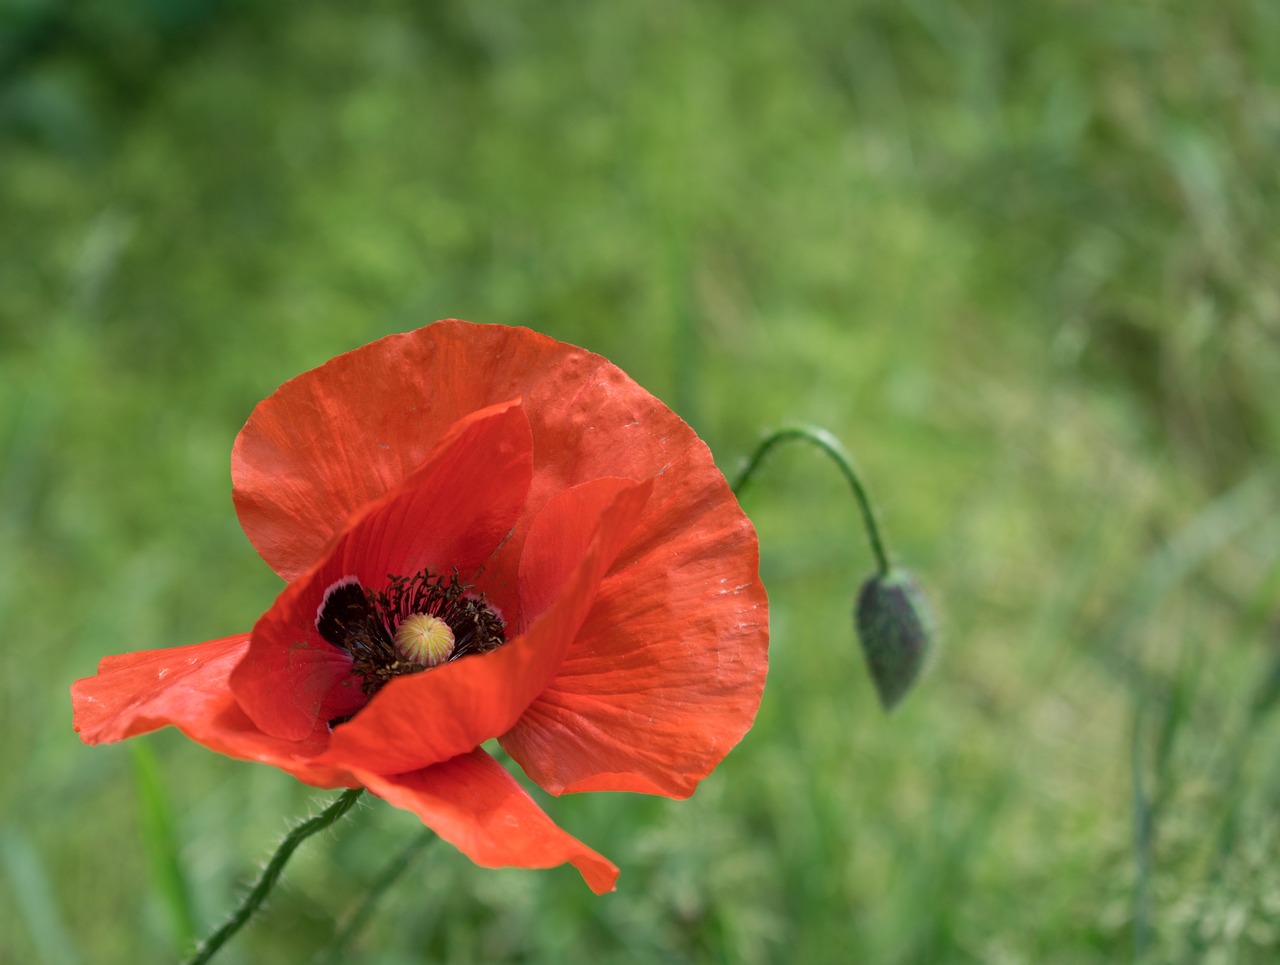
xmin=3 ymin=0 xmax=1278 ymax=961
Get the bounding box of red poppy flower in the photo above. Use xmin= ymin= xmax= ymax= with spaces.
xmin=71 ymin=320 xmax=769 ymax=893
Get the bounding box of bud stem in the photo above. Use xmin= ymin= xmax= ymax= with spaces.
xmin=731 ymin=425 xmax=891 ymax=577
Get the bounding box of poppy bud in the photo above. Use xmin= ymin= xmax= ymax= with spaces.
xmin=854 ymin=569 xmax=934 ymax=710
xmin=393 ymin=614 xmax=456 ymax=668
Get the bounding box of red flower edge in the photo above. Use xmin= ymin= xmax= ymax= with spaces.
xmin=72 ymin=320 xmax=769 ymax=893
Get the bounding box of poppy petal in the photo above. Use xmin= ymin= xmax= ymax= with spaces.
xmin=73 ymin=635 xmax=250 ymax=745
xmin=232 ymin=321 xmax=727 ymax=584
xmin=316 ymin=478 xmax=652 ymax=776
xmin=233 ymin=324 xmax=545 ymax=581
xmin=352 ymin=748 xmax=619 ymax=894
xmin=517 ymin=476 xmax=650 ymax=626
xmin=231 ymin=401 xmax=534 ymax=741
xmin=71 ymin=636 xmax=354 ymax=787
xmin=501 ymin=471 xmax=769 ymax=798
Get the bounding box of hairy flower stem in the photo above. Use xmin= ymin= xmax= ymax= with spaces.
xmin=732 ymin=426 xmax=891 ymax=576
xmin=184 ymin=788 xmax=364 ymax=965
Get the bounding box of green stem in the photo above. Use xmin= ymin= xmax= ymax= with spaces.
xmin=130 ymin=743 xmax=197 ymax=952
xmin=731 ymin=426 xmax=891 ymax=576
xmin=184 ymin=788 xmax=364 ymax=965
xmin=1130 ymin=702 xmax=1153 ymax=963
xmin=318 ymin=827 xmax=435 ymax=963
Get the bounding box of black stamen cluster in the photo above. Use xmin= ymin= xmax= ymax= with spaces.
xmin=315 ymin=570 xmax=506 ymax=699
xmin=374 ymin=571 xmax=506 ymax=661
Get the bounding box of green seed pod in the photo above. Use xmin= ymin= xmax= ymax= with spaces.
xmin=854 ymin=568 xmax=934 ymax=711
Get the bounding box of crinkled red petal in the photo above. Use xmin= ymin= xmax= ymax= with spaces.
xmin=71 ymin=636 xmax=354 ymax=788
xmin=233 ymin=324 xmax=555 ymax=582
xmin=231 ymin=401 xmax=534 ymax=742
xmin=233 ymin=322 xmax=711 ymax=581
xmin=516 ymin=477 xmax=646 ymax=627
xmin=317 ymin=478 xmax=651 ymax=775
xmin=501 ymin=467 xmax=769 ymax=796
xmin=352 ymin=748 xmax=618 ymax=894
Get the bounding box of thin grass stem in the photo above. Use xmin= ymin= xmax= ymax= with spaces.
xmin=317 ymin=827 xmax=435 ymax=963
xmin=1130 ymin=702 xmax=1153 ymax=962
xmin=129 ymin=742 xmax=197 ymax=952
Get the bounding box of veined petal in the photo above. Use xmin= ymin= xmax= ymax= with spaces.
xmin=501 ymin=467 xmax=769 ymax=797
xmin=353 ymin=748 xmax=619 ymax=895
xmin=71 ymin=636 xmax=354 ymax=788
xmin=234 ymin=324 xmax=549 ymax=581
xmin=233 ymin=321 xmax=735 ymax=583
xmin=316 ymin=479 xmax=652 ymax=775
xmin=516 ymin=477 xmax=647 ymax=625
xmin=231 ymin=401 xmax=534 ymax=741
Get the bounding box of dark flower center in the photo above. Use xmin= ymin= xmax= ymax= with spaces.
xmin=315 ymin=569 xmax=506 ymax=707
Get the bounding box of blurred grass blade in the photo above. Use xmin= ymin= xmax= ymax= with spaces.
xmin=1250 ymin=650 xmax=1280 ymax=722
xmin=317 ymin=827 xmax=435 ymax=964
xmin=668 ymin=234 xmax=701 ymax=430
xmin=1152 ymin=640 xmax=1199 ymax=812
xmin=1130 ymin=701 xmax=1153 ymax=963
xmin=1246 ymin=550 xmax=1280 ymax=722
xmin=0 ymin=824 xmax=82 ymax=965
xmin=1114 ymin=473 xmax=1273 ymax=653
xmin=130 ymin=742 xmax=197 ymax=952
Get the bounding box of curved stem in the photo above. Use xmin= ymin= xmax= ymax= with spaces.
xmin=184 ymin=788 xmax=365 ymax=965
xmin=732 ymin=426 xmax=891 ymax=576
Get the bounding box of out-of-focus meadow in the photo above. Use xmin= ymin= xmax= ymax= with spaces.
xmin=3 ymin=1 xmax=1279 ymax=962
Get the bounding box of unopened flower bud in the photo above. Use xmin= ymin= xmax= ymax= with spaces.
xmin=855 ymin=569 xmax=934 ymax=710
xmin=394 ymin=614 xmax=455 ymax=668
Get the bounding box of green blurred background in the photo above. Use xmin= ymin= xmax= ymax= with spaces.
xmin=3 ymin=1 xmax=1279 ymax=961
